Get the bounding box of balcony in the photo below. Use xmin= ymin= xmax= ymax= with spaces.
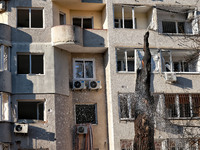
xmin=0 ymin=71 xmax=11 ymax=93
xmin=0 ymin=122 xmax=11 ymax=143
xmin=0 ymin=24 xmax=11 ymax=46
xmin=51 ymin=25 xmax=107 ymax=53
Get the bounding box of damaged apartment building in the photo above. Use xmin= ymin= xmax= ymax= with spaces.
xmin=0 ymin=0 xmax=200 ymax=150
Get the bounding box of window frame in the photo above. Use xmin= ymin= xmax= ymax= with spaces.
xmin=162 ymin=20 xmax=185 ymax=34
xmin=17 ymin=99 xmax=46 ymax=122
xmin=17 ymin=53 xmax=44 ymax=75
xmin=116 ymin=48 xmax=136 ymax=73
xmin=73 ymin=58 xmax=95 ymax=80
xmin=0 ymin=45 xmax=10 ymax=71
xmin=75 ymin=103 xmax=98 ymax=125
xmin=59 ymin=11 xmax=66 ymax=25
xmin=0 ymin=92 xmax=11 ymax=121
xmin=165 ymin=94 xmax=200 ymax=119
xmin=119 ymin=93 xmax=135 ymax=121
xmin=17 ymin=8 xmax=44 ymax=28
xmin=72 ymin=17 xmax=93 ymax=29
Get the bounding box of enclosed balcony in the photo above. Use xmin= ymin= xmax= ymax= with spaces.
xmin=51 ymin=25 xmax=107 ymax=53
xmin=0 ymin=24 xmax=11 ymax=46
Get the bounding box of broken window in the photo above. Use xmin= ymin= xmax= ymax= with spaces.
xmin=114 ymin=5 xmax=135 ymax=29
xmin=0 ymin=45 xmax=10 ymax=71
xmin=119 ymin=93 xmax=134 ymax=120
xmin=162 ymin=21 xmax=185 ymax=33
xmin=0 ymin=92 xmax=11 ymax=121
xmin=74 ymin=59 xmax=94 ymax=79
xmin=73 ymin=18 xmax=93 ymax=29
xmin=17 ymin=53 xmax=44 ymax=74
xmin=59 ymin=12 xmax=66 ymax=25
xmin=17 ymin=8 xmax=43 ymax=28
xmin=165 ymin=94 xmax=200 ymax=118
xmin=120 ymin=139 xmax=134 ymax=150
xmin=161 ymin=50 xmax=199 ymax=72
xmin=75 ymin=104 xmax=97 ymax=124
xmin=116 ymin=48 xmax=135 ymax=72
xmin=18 ymin=101 xmax=44 ymax=120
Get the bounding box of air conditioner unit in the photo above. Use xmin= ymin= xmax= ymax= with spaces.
xmin=165 ymin=72 xmax=177 ymax=83
xmin=77 ymin=125 xmax=88 ymax=134
xmin=73 ymin=80 xmax=86 ymax=90
xmin=14 ymin=123 xmax=28 ymax=134
xmin=89 ymin=80 xmax=101 ymax=90
xmin=0 ymin=1 xmax=6 ymax=12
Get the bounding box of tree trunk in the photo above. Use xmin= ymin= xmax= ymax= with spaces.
xmin=134 ymin=31 xmax=155 ymax=150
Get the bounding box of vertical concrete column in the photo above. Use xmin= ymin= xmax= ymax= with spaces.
xmin=132 ymin=7 xmax=135 ymax=29
xmin=175 ymin=94 xmax=180 ymax=118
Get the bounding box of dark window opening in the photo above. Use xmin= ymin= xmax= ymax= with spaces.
xmin=73 ymin=18 xmax=81 ymax=27
xmin=17 ymin=55 xmax=30 ymax=74
xmin=18 ymin=101 xmax=44 ymax=120
xmin=31 ymin=10 xmax=43 ymax=28
xmin=124 ymin=19 xmax=133 ymax=28
xmin=17 ymin=8 xmax=43 ymax=28
xmin=17 ymin=9 xmax=29 ymax=28
xmin=73 ymin=18 xmax=92 ymax=29
xmin=31 ymin=55 xmax=43 ymax=74
xmin=17 ymin=54 xmax=43 ymax=74
xmin=165 ymin=94 xmax=178 ymax=117
xmin=75 ymin=104 xmax=97 ymax=124
xmin=162 ymin=21 xmax=176 ymax=33
xmin=59 ymin=13 xmax=66 ymax=25
xmin=178 ymin=22 xmax=185 ymax=33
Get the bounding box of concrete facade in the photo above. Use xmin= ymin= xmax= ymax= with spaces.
xmin=0 ymin=0 xmax=200 ymax=150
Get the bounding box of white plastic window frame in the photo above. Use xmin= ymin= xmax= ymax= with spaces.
xmin=113 ymin=5 xmax=136 ymax=29
xmin=116 ymin=48 xmax=136 ymax=73
xmin=73 ymin=58 xmax=95 ymax=80
xmin=17 ymin=7 xmax=44 ymax=28
xmin=72 ymin=17 xmax=93 ymax=29
xmin=0 ymin=45 xmax=10 ymax=71
xmin=17 ymin=53 xmax=44 ymax=75
xmin=161 ymin=20 xmax=185 ymax=34
xmin=119 ymin=93 xmax=135 ymax=121
xmin=17 ymin=99 xmax=46 ymax=121
xmin=160 ymin=50 xmax=200 ymax=73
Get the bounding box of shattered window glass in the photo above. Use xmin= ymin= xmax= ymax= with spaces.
xmin=74 ymin=59 xmax=94 ymax=79
xmin=119 ymin=93 xmax=135 ymax=120
xmin=75 ymin=104 xmax=97 ymax=124
xmin=116 ymin=48 xmax=135 ymax=72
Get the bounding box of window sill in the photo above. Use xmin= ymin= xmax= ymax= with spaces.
xmin=18 ymin=119 xmax=46 ymax=124
xmin=117 ymin=71 xmax=136 ymax=74
xmin=162 ymin=72 xmax=200 ymax=75
xmin=159 ymin=33 xmax=195 ymax=36
xmin=120 ymin=118 xmax=135 ymax=122
xmin=17 ymin=27 xmax=44 ymax=29
xmin=17 ymin=74 xmax=44 ymax=76
xmin=167 ymin=117 xmax=200 ymax=120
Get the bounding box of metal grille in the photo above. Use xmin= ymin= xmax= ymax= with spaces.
xmin=165 ymin=94 xmax=177 ymax=117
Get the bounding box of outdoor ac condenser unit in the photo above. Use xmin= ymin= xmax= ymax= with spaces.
xmin=77 ymin=125 xmax=88 ymax=134
xmin=14 ymin=123 xmax=28 ymax=134
xmin=88 ymin=80 xmax=101 ymax=90
xmin=73 ymin=80 xmax=86 ymax=90
xmin=165 ymin=72 xmax=177 ymax=83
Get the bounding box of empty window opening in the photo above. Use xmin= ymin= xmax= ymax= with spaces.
xmin=117 ymin=48 xmax=135 ymax=72
xmin=165 ymin=94 xmax=200 ymax=118
xmin=120 ymin=139 xmax=134 ymax=150
xmin=17 ymin=54 xmax=44 ymax=74
xmin=18 ymin=101 xmax=44 ymax=120
xmin=75 ymin=104 xmax=97 ymax=124
xmin=17 ymin=8 xmax=43 ymax=28
xmin=73 ymin=18 xmax=92 ymax=29
xmin=74 ymin=59 xmax=94 ymax=79
xmin=161 ymin=50 xmax=199 ymax=73
xmin=0 ymin=45 xmax=10 ymax=71
xmin=119 ymin=93 xmax=135 ymax=120
xmin=114 ymin=5 xmax=135 ymax=29
xmin=59 ymin=12 xmax=66 ymax=25
xmin=162 ymin=21 xmax=185 ymax=34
